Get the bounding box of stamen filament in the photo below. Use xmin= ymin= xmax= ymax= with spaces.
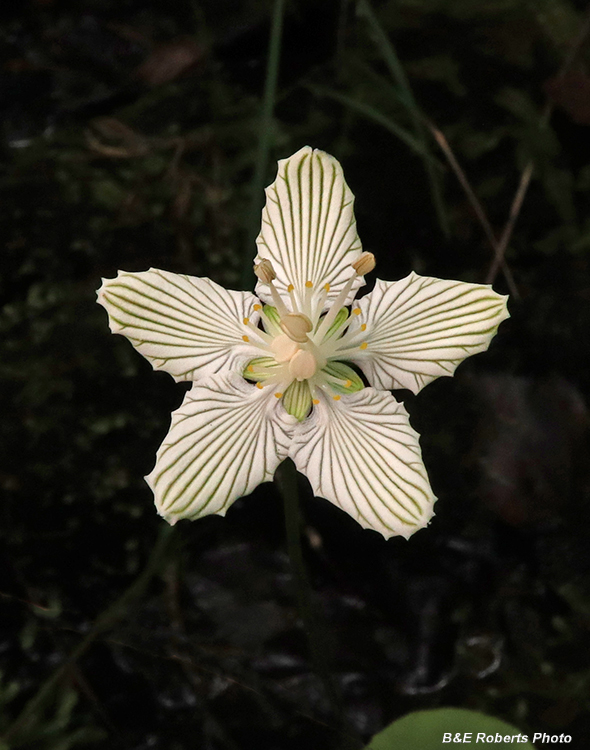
xmin=311 ymin=283 xmax=330 ymax=324
xmin=259 ymin=308 xmax=280 ymax=335
xmin=244 ymin=320 xmax=273 ymax=344
xmin=268 ymin=280 xmax=289 ymax=317
xmin=303 ymin=280 xmax=314 ymax=319
xmin=314 ymin=272 xmax=357 ymax=342
xmin=287 ymin=284 xmax=298 ymax=314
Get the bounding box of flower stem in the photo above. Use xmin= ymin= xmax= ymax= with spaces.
xmin=276 ymin=461 xmax=360 ymax=747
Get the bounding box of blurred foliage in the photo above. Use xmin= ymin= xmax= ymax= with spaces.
xmin=2 ymin=0 xmax=590 ymax=748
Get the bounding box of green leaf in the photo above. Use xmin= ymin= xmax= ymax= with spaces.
xmin=365 ymin=708 xmax=535 ymax=749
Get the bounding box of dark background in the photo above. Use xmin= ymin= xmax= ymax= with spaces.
xmin=2 ymin=0 xmax=590 ymax=748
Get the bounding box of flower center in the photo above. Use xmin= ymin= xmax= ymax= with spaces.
xmin=245 ymin=253 xmax=376 ymax=419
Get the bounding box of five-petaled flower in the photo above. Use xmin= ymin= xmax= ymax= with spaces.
xmin=98 ymin=146 xmax=509 ymax=539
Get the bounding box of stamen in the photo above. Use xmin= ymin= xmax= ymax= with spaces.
xmin=311 ymin=283 xmax=331 ymax=322
xmin=314 ymin=272 xmax=358 ymax=341
xmin=287 ymin=283 xmax=298 ymax=313
xmin=274 ymin=392 xmax=283 ymax=399
xmin=259 ymin=306 xmax=281 ymax=336
xmin=254 ymin=259 xmax=289 ymax=316
xmin=268 ymin=281 xmax=289 ymax=316
xmin=360 ymin=342 xmax=368 ymax=350
xmin=351 ymin=251 xmax=376 ymax=276
xmin=280 ymin=313 xmax=313 ymax=343
xmin=303 ymin=280 xmax=314 ymax=319
xmin=243 ymin=317 xmax=273 ymax=347
xmin=253 ymin=258 xmax=276 ymax=283
xmin=313 ymin=399 xmax=320 ymax=405
xmin=333 ymin=395 xmax=341 ymax=401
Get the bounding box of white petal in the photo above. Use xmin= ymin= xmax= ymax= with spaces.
xmin=255 ymin=146 xmax=363 ymax=311
xmin=146 ymin=373 xmax=296 ymax=524
xmin=98 ymin=269 xmax=260 ymax=382
xmin=352 ymin=272 xmax=510 ymax=394
xmin=289 ymin=388 xmax=436 ymax=539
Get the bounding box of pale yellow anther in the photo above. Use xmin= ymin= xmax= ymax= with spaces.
xmin=274 ymin=392 xmax=283 ymax=399
xmin=360 ymin=342 xmax=368 ymax=350
xmin=324 ymin=283 xmax=330 ymax=292
xmin=360 ymin=323 xmax=367 ymax=331
xmin=305 ymin=280 xmax=313 ymax=288
xmin=242 ymin=335 xmax=250 ymax=342
xmin=351 ymin=251 xmax=376 ymax=276
xmin=254 ymin=258 xmax=276 ymax=283
xmin=248 ymin=365 xmax=255 ymax=372
xmin=333 ymin=395 xmax=341 ymax=401
xmin=313 ymin=399 xmax=320 ymax=405
xmin=253 ymin=304 xmax=262 ymax=311
xmin=353 ymin=308 xmax=361 ymax=316
xmin=243 ymin=317 xmax=250 ymax=325
xmin=280 ymin=313 xmax=313 ymax=343
xmin=344 ymin=380 xmax=352 ymax=388
xmin=288 ymin=349 xmax=317 ymax=381
xmin=287 ymin=284 xmax=294 ymax=292
xmin=256 ymin=382 xmax=264 ymax=389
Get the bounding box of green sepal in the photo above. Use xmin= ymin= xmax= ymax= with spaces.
xmin=322 ymin=360 xmax=364 ymax=394
xmin=282 ymin=380 xmax=312 ymax=421
xmin=262 ymin=305 xmax=282 ymax=335
xmin=321 ymin=307 xmax=349 ymax=340
xmin=244 ymin=357 xmax=280 ymax=383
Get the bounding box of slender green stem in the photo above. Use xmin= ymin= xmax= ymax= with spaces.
xmin=276 ymin=463 xmax=340 ymax=707
xmin=276 ymin=462 xmax=361 ymax=749
xmin=241 ymin=0 xmax=285 ymax=290
xmin=2 ymin=524 xmax=176 ymax=744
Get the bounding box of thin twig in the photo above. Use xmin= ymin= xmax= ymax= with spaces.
xmin=486 ymin=2 xmax=590 ymax=285
xmin=485 ymin=162 xmax=534 ymax=284
xmin=427 ymin=122 xmax=520 ymax=300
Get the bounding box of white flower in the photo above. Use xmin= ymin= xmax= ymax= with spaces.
xmin=97 ymin=146 xmax=509 ymax=539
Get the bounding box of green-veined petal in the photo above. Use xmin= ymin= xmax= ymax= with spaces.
xmin=289 ymin=388 xmax=436 ymax=539
xmin=98 ymin=269 xmax=259 ymax=382
xmin=146 ymin=373 xmax=296 ymax=524
xmin=350 ymin=272 xmax=509 ymax=394
xmin=255 ymin=146 xmax=364 ymax=312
